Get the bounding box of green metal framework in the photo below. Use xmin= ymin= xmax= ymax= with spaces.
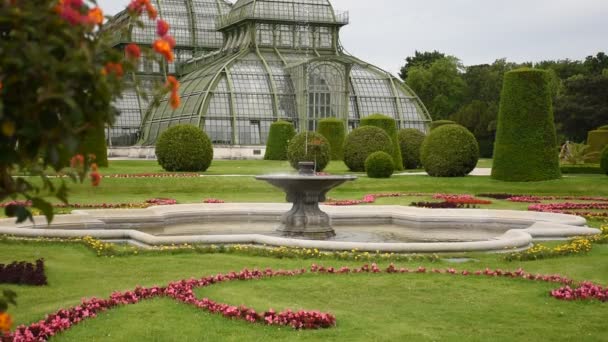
xmin=139 ymin=0 xmax=432 ymax=146
xmin=105 ymin=0 xmax=232 ymax=146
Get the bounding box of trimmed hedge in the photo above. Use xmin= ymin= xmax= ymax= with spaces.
xmin=365 ymin=151 xmax=394 ymax=178
xmin=360 ymin=114 xmax=403 ymax=170
xmin=264 ymin=121 xmax=296 ymax=161
xmin=601 ymin=146 xmax=608 ymax=175
xmin=317 ymin=118 xmax=346 ymax=160
xmin=492 ymin=69 xmax=561 ymax=181
xmin=420 ymin=124 xmax=479 ymax=177
xmin=343 ymin=126 xmax=393 ymax=172
xmin=587 ymin=128 xmax=608 ymax=163
xmin=79 ymin=125 xmax=108 ymax=167
xmin=156 ymin=125 xmax=213 ymax=172
xmin=397 ymin=128 xmax=425 ymax=169
xmin=287 ymin=132 xmax=331 ymax=172
xmin=560 ymin=164 xmax=604 ymax=175
xmin=430 ymin=120 xmax=456 ymax=131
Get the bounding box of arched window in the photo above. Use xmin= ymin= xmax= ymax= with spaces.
xmin=307 ymin=62 xmax=344 ymax=130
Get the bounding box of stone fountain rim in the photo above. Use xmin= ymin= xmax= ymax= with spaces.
xmin=255 ymin=175 xmax=358 ymax=180
xmin=0 ymin=203 xmax=599 ymax=253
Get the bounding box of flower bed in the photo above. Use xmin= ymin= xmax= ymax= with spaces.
xmin=0 ymin=260 xmax=46 ymax=286
xmin=503 ymin=225 xmax=607 ymax=261
xmin=3 ymin=263 xmax=606 ymax=340
xmin=103 ymin=173 xmax=200 ymax=179
xmin=528 ymin=202 xmax=608 ymax=218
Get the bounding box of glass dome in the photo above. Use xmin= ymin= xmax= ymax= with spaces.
xmin=105 ymin=0 xmax=233 ymax=146
xmin=138 ymin=0 xmax=432 ymax=146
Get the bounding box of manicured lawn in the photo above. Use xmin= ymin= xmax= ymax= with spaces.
xmin=19 ymin=159 xmax=604 ymax=207
xmin=1 ymin=241 xmax=607 ymax=341
xmin=2 ymin=160 xmax=607 ymax=341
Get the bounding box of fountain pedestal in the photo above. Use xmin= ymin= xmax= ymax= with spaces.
xmin=256 ymin=163 xmax=356 ymax=239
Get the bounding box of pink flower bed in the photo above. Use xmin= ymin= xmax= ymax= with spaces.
xmin=3 ymin=264 xmax=605 ymax=341
xmin=528 ymin=202 xmax=608 ymax=218
xmin=103 ymin=173 xmax=200 ymax=179
xmin=325 ymin=193 xmax=429 ymax=206
xmin=203 ymin=199 xmax=225 ymax=204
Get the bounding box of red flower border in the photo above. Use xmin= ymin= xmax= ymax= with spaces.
xmin=3 ymin=264 xmax=605 ymax=341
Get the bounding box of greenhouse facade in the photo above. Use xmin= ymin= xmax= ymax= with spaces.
xmin=108 ymin=0 xmax=432 ymax=150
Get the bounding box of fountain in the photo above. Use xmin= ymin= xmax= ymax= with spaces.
xmin=255 ymin=162 xmax=356 ymax=239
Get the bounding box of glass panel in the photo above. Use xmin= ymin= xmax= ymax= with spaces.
xmin=307 ymin=62 xmax=345 ymax=130
xmin=205 ymin=119 xmax=233 ymax=145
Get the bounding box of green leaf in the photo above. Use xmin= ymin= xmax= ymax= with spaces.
xmin=5 ymin=204 xmax=34 ymax=224
xmin=32 ymin=198 xmax=54 ymax=224
xmin=0 ymin=300 xmax=7 ymax=312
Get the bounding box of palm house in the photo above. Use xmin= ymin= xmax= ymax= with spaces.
xmin=109 ymin=0 xmax=431 ymax=152
xmin=105 ymin=0 xmax=233 ymax=146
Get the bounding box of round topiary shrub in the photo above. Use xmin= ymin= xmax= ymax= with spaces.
xmin=492 ymin=69 xmax=561 ymax=181
xmin=317 ymin=118 xmax=346 ymax=161
xmin=156 ymin=125 xmax=213 ymax=172
xmin=360 ymin=114 xmax=403 ymax=170
xmin=365 ymin=151 xmax=394 ymax=178
xmin=601 ymin=145 xmax=608 ymax=175
xmin=287 ymin=132 xmax=331 ymax=172
xmin=79 ymin=125 xmax=108 ymax=167
xmin=343 ymin=126 xmax=393 ymax=172
xmin=420 ymin=124 xmax=479 ymax=177
xmin=397 ymin=128 xmax=426 ymax=169
xmin=430 ymin=120 xmax=456 ymax=131
xmin=264 ymin=120 xmax=296 ymax=161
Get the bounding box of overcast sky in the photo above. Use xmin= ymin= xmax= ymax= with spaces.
xmin=98 ymin=0 xmax=608 ymax=75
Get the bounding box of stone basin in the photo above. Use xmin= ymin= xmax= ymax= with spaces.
xmin=0 ymin=203 xmax=600 ymax=253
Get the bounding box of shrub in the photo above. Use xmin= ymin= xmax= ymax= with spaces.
xmin=79 ymin=126 xmax=108 ymax=167
xmin=365 ymin=152 xmax=395 ymax=178
xmin=587 ymin=128 xmax=608 ymax=163
xmin=317 ymin=118 xmax=346 ymax=160
xmin=601 ymin=146 xmax=608 ymax=175
xmin=264 ymin=121 xmax=296 ymax=161
xmin=0 ymin=259 xmax=47 ymax=286
xmin=492 ymin=69 xmax=561 ymax=181
xmin=287 ymin=132 xmax=331 ymax=172
xmin=156 ymin=125 xmax=213 ymax=172
xmin=343 ymin=126 xmax=393 ymax=172
xmin=360 ymin=114 xmax=403 ymax=170
xmin=430 ymin=120 xmax=456 ymax=131
xmin=397 ymin=128 xmax=426 ymax=169
xmin=420 ymin=124 xmax=479 ymax=177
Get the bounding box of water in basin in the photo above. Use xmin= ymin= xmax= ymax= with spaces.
xmin=136 ymin=220 xmax=518 ymax=243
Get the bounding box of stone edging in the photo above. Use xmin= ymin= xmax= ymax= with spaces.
xmin=0 ymin=204 xmax=599 ymax=253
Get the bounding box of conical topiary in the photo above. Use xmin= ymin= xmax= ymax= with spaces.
xmin=492 ymin=69 xmax=561 ymax=181
xmin=264 ymin=120 xmax=296 ymax=160
xmin=317 ymin=118 xmax=346 ymax=160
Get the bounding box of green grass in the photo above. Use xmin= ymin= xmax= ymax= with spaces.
xmin=1 ymin=242 xmax=607 ymax=341
xmin=2 ymin=159 xmax=607 ymax=340
xmin=100 ymin=159 xmax=494 ymax=176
